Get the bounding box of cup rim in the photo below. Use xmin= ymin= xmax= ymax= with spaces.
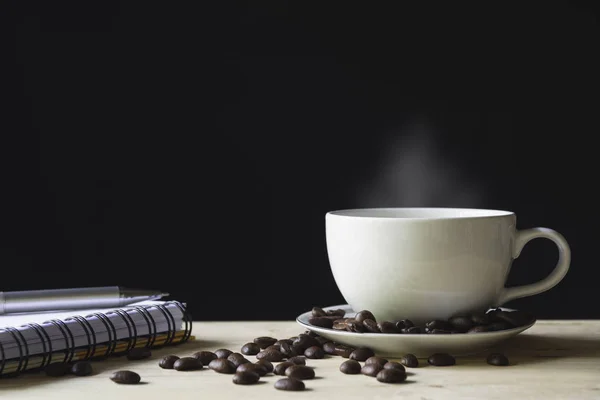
xmin=326 ymin=207 xmax=515 ymax=220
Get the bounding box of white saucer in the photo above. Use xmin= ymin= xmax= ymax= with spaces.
xmin=296 ymin=304 xmax=536 ymax=358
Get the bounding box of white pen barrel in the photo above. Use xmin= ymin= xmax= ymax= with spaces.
xmin=0 ymin=286 xmax=121 ymax=314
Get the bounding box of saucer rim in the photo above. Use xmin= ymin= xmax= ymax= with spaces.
xmin=296 ymin=304 xmax=536 ymax=338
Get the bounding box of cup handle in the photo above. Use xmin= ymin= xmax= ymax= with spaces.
xmin=496 ymin=227 xmax=571 ymax=306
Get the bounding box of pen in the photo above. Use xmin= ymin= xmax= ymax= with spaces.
xmin=0 ymin=286 xmax=169 ymax=314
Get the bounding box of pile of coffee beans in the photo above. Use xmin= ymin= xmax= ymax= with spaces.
xmin=340 ymin=355 xmax=407 ymax=383
xmin=151 ymin=334 xmax=322 ymax=390
xmin=309 ymin=306 xmax=535 ymax=334
xmin=153 ymin=331 xmax=414 ymax=390
xmin=41 ymin=309 xmax=513 ymax=390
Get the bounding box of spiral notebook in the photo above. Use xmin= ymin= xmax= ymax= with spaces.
xmin=0 ymin=300 xmax=192 ymax=377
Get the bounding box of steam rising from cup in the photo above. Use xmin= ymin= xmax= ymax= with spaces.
xmin=358 ymin=119 xmax=486 ymax=208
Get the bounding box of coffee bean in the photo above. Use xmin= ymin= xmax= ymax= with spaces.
xmin=326 ymin=308 xmax=346 ymax=317
xmin=487 ymin=353 xmax=509 ymax=366
xmin=468 ymin=325 xmax=492 ymax=333
xmin=400 ymin=353 xmax=419 ymax=368
xmin=486 ymin=308 xmax=503 ymax=322
xmin=264 ymin=345 xmax=279 ymax=352
xmin=365 ymin=356 xmax=388 ymax=367
xmin=292 ymin=334 xmax=319 ymax=351
xmin=274 ymin=377 xmax=305 ymax=391
xmin=471 ymin=313 xmax=491 ymax=325
xmin=285 ymin=365 xmax=315 ymax=380
xmin=279 ymin=341 xmax=297 ymax=358
xmin=228 ymin=353 xmax=250 ymax=367
xmin=376 ymin=368 xmax=407 ymax=383
xmin=288 ymin=356 xmax=306 ymax=365
xmin=256 ymin=349 xmax=284 ymax=362
xmin=236 ymin=363 xmax=267 ymax=376
xmin=488 ymin=321 xmax=513 ymax=331
xmin=315 ymin=336 xmax=332 ymax=346
xmin=305 ymin=330 xmax=320 ymax=337
xmin=492 ymin=311 xmax=519 ymax=326
xmin=110 ymin=370 xmax=141 ymax=384
xmin=350 ymin=347 xmax=375 ymax=361
xmin=337 ymin=360 xmax=360 ymax=374
xmin=255 ymin=359 xmax=274 ymax=373
xmin=233 ymin=371 xmax=260 ymax=385
xmin=45 ymin=362 xmax=70 ymax=377
xmin=309 ymin=317 xmax=334 ymax=329
xmin=383 ymin=361 xmax=406 ymax=372
xmin=291 ymin=344 xmax=306 ymax=356
xmin=321 ymin=315 xmax=344 ymax=321
xmin=355 ymin=310 xmax=376 ymax=323
xmin=209 ymin=358 xmax=237 ymax=374
xmin=334 ymin=318 xmax=352 ymax=324
xmin=333 ymin=344 xmax=355 ymax=358
xmin=304 ymin=346 xmax=325 ymax=359
xmin=126 ymin=347 xmax=151 ymax=360
xmin=428 ymin=353 xmax=456 ymax=366
xmin=425 ymin=320 xmax=454 ymax=331
xmin=214 ymin=349 xmax=233 ymax=359
xmin=323 ymin=342 xmax=337 ymax=355
xmin=274 ymin=339 xmax=293 ymax=347
xmin=403 ymin=326 xmax=423 ymax=334
xmin=400 ymin=319 xmax=414 ymax=328
xmin=288 ymin=336 xmax=298 ymax=342
xmin=159 ymin=355 xmax=180 ymax=369
xmin=312 ymin=306 xmax=327 ymax=317
xmin=70 ymin=361 xmax=93 ymax=376
xmin=378 ymin=321 xmax=400 ymax=333
xmin=174 ymin=357 xmax=203 ymax=371
xmin=361 ymin=364 xmax=383 ymax=377
xmin=254 ymin=336 xmax=278 ymax=349
xmin=494 ymin=311 xmax=516 ymax=326
xmin=347 ymin=321 xmax=366 ymax=333
xmin=449 ymin=316 xmax=474 ymax=332
xmin=241 ymin=342 xmax=261 ymax=356
xmin=333 ymin=322 xmax=348 ymax=330
xmin=496 ymin=310 xmax=535 ymax=327
xmin=193 ymin=351 xmax=217 ymax=365
xmin=294 ymin=333 xmax=319 ymax=346
xmin=252 ymin=363 xmax=269 ymax=376
xmin=274 ymin=361 xmax=295 ymax=376
xmin=363 ymin=319 xmax=380 ymax=333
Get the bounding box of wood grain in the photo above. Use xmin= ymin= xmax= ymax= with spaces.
xmin=0 ymin=320 xmax=598 ymax=399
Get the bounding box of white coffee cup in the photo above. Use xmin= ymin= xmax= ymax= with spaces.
xmin=325 ymin=208 xmax=570 ymax=324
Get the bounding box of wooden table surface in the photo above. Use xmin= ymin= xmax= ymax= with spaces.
xmin=0 ymin=320 xmax=599 ymax=399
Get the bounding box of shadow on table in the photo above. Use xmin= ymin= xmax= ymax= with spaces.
xmin=0 ymin=357 xmax=123 ymax=391
xmin=0 ymin=338 xmax=227 ymax=390
xmin=458 ymin=333 xmax=600 ymax=366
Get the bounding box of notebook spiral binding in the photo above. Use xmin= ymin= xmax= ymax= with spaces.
xmin=0 ymin=301 xmax=192 ymax=377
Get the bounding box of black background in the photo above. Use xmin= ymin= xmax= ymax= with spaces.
xmin=1 ymin=2 xmax=598 ymax=321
